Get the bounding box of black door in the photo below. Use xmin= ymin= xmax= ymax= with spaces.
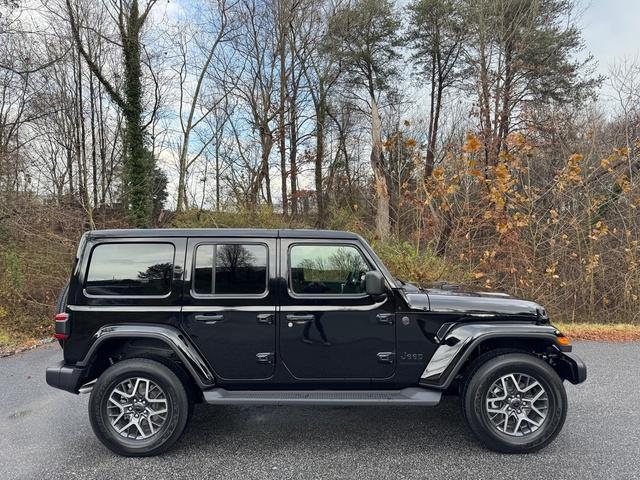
xmin=181 ymin=237 xmax=277 ymax=380
xmin=279 ymin=239 xmax=396 ymax=380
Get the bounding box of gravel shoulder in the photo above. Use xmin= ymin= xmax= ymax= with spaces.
xmin=0 ymin=342 xmax=638 ymax=480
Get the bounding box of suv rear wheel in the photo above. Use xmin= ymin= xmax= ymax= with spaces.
xmin=89 ymin=358 xmax=191 ymax=456
xmin=461 ymin=352 xmax=567 ymax=453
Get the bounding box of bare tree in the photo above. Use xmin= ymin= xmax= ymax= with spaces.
xmin=407 ymin=0 xmax=464 ymax=177
xmin=325 ymin=0 xmax=400 ymax=238
xmin=65 ymin=0 xmax=161 ymax=226
xmin=173 ymin=0 xmax=236 ymax=212
xmin=295 ymin=0 xmax=342 ymax=226
xmin=462 ymin=0 xmax=598 ymax=166
xmin=228 ymin=0 xmax=279 ymax=207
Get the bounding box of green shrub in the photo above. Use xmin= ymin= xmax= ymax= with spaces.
xmin=171 ymin=207 xmax=308 ymax=229
xmin=372 ymin=240 xmax=472 ymax=286
xmin=2 ymin=249 xmax=24 ymax=290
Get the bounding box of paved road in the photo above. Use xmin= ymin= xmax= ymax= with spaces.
xmin=0 ymin=342 xmax=638 ymax=480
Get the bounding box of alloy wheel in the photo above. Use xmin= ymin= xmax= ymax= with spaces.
xmin=485 ymin=373 xmax=549 ymax=437
xmin=106 ymin=377 xmax=169 ymax=440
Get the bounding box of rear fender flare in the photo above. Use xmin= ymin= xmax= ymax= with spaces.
xmin=78 ymin=324 xmax=215 ymax=388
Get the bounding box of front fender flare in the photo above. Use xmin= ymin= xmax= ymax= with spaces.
xmin=419 ymin=323 xmax=561 ymax=389
xmin=78 ymin=324 xmax=215 ymax=388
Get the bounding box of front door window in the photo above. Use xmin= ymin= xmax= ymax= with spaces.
xmin=289 ymin=244 xmax=370 ymax=295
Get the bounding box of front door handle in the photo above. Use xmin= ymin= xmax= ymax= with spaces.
xmin=376 ymin=313 xmax=394 ymax=325
xmin=195 ymin=314 xmax=224 ymax=324
xmin=377 ymin=352 xmax=395 ymax=364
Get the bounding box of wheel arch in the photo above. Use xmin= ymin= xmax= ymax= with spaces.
xmin=420 ymin=323 xmax=581 ymax=389
xmin=79 ymin=324 xmax=215 ymax=390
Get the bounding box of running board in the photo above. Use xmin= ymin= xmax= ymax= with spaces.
xmin=203 ymin=387 xmax=441 ymax=406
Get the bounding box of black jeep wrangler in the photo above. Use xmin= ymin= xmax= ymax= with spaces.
xmin=47 ymin=228 xmax=586 ymax=456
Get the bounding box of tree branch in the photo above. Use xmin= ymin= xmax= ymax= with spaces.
xmin=65 ymin=0 xmax=127 ymax=110
xmin=0 ymin=49 xmax=70 ymax=76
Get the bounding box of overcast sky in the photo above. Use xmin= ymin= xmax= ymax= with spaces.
xmin=581 ymin=0 xmax=640 ymax=66
xmin=580 ymin=0 xmax=640 ymax=100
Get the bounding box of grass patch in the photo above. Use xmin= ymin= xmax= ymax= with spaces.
xmin=555 ymin=323 xmax=640 ymax=342
xmin=0 ymin=329 xmax=17 ymax=349
xmin=0 ymin=327 xmax=43 ymax=356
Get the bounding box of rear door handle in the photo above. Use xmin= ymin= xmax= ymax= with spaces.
xmin=195 ymin=314 xmax=224 ymax=324
xmin=286 ymin=314 xmax=314 ymax=324
xmin=256 ymin=313 xmax=274 ymax=325
xmin=256 ymin=352 xmax=274 ymax=364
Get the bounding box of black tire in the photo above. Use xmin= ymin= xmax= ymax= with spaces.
xmin=461 ymin=352 xmax=567 ymax=453
xmin=55 ymin=282 xmax=70 ymax=313
xmin=89 ymin=358 xmax=191 ymax=457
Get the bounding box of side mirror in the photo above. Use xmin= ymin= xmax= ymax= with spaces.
xmin=365 ymin=271 xmax=385 ymax=296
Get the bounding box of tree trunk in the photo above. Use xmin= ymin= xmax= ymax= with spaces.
xmin=370 ymin=93 xmax=390 ymax=239
xmin=176 ymin=149 xmax=187 ymax=212
xmin=278 ymin=26 xmax=288 ymax=216
xmin=98 ymin=83 xmax=107 ymax=206
xmin=122 ymin=1 xmax=151 ymax=226
xmin=497 ymin=41 xmax=514 ymax=155
xmin=215 ymin=142 xmax=221 ymax=212
xmin=66 ymin=146 xmax=74 ymax=196
xmin=435 ymin=209 xmax=452 ymax=256
xmin=250 ymin=125 xmax=273 ymax=207
xmin=75 ymin=48 xmax=89 ymax=208
xmin=89 ymin=71 xmax=98 ymax=208
xmin=288 ymin=60 xmax=299 ymax=218
xmin=315 ymin=98 xmax=325 ymax=227
xmin=425 ymin=52 xmax=437 ymax=178
xmin=427 ymin=83 xmax=444 ymax=177
xmin=478 ymin=44 xmax=495 ymax=167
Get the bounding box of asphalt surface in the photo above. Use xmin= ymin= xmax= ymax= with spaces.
xmin=0 ymin=342 xmax=638 ymax=480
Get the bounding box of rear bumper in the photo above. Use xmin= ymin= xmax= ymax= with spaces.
xmin=557 ymin=352 xmax=587 ymax=384
xmin=46 ymin=361 xmax=85 ymax=394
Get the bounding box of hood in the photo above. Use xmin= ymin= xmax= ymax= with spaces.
xmin=400 ymin=283 xmax=544 ymax=318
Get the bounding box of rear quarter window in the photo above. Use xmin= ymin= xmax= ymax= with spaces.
xmin=85 ymin=243 xmax=175 ymax=297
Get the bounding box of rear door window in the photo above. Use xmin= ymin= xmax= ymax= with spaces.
xmin=85 ymin=243 xmax=175 ymax=296
xmin=193 ymin=243 xmax=268 ymax=296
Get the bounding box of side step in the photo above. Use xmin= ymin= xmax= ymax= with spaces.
xmin=203 ymin=387 xmax=441 ymax=406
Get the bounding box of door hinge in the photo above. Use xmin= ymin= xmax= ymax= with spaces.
xmin=376 ymin=313 xmax=394 ymax=325
xmin=256 ymin=352 xmax=274 ymax=364
xmin=256 ymin=313 xmax=274 ymax=325
xmin=377 ymin=352 xmax=395 ymax=364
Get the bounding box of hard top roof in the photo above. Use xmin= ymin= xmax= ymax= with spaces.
xmin=85 ymin=228 xmax=361 ymax=240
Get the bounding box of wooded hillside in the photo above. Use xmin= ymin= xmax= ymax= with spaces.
xmin=1 ymin=0 xmax=639 ymax=347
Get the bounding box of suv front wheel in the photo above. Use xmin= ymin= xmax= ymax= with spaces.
xmin=89 ymin=358 xmax=191 ymax=456
xmin=461 ymin=352 xmax=568 ymax=453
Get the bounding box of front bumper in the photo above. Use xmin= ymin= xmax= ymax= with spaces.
xmin=557 ymin=352 xmax=587 ymax=384
xmin=46 ymin=361 xmax=85 ymax=394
